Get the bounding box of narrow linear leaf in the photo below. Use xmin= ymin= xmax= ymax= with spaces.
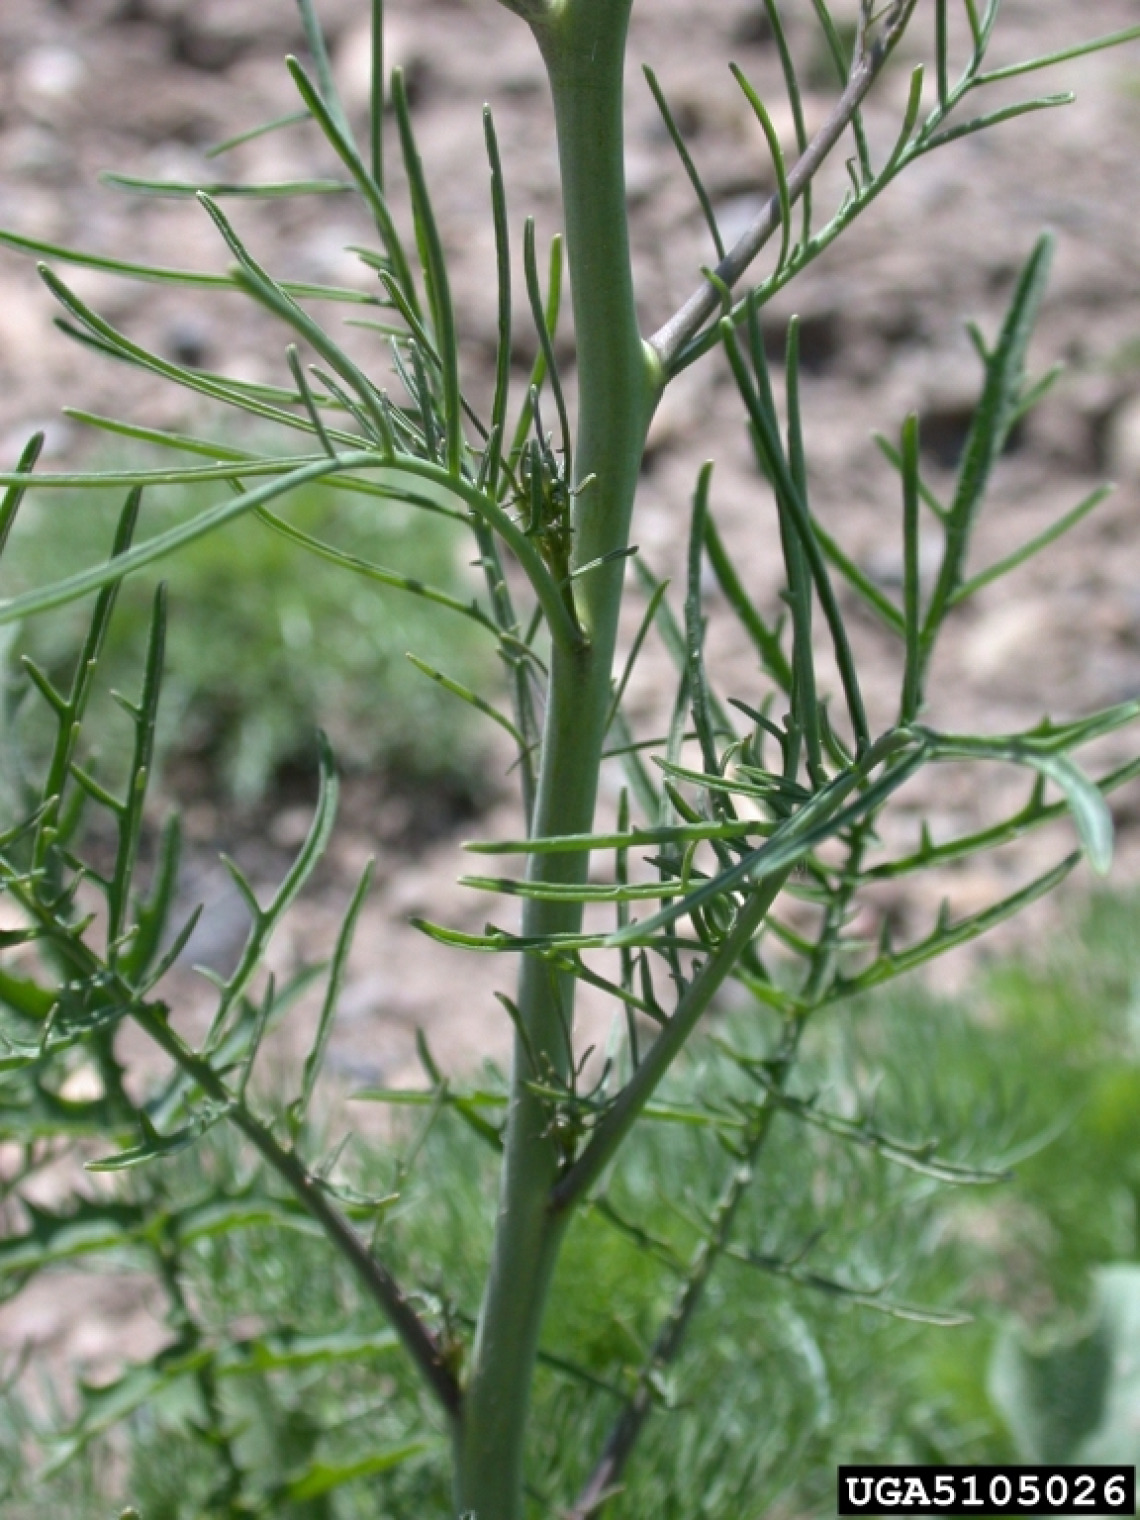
xmin=0 ymin=229 xmax=374 ymax=302
xmin=610 ymin=739 xmax=926 ymax=947
xmin=731 ymin=64 xmax=793 ymax=272
xmin=922 ymin=235 xmax=1054 ymax=651
xmin=298 ymin=860 xmax=375 ymax=1117
xmin=460 ymin=875 xmax=718 ymax=905
xmin=508 ymin=235 xmax=563 ymax=462
xmin=370 ymin=0 xmax=385 ymax=187
xmin=607 ymin=577 xmax=671 ymax=732
xmin=411 ymin=918 xmax=605 ymax=955
xmin=900 ymin=413 xmax=922 ymax=719
xmin=0 ymin=431 xmax=45 ymax=558
xmin=406 ymin=653 xmax=526 ymax=746
xmin=483 ymin=105 xmax=512 ymax=493
xmin=285 ymin=56 xmax=419 ymax=307
xmin=86 ymin=1107 xmax=226 ymax=1172
xmin=39 ymin=263 xmax=373 ymax=441
xmin=936 ymin=0 xmax=950 ymax=108
xmin=950 ymin=486 xmax=1111 ymax=605
xmin=197 ymin=192 xmax=389 ymax=438
xmin=216 ymin=1326 xmax=400 ymax=1377
xmin=255 ymin=504 xmax=497 ymax=632
xmin=813 ymin=518 xmax=905 ymax=635
xmin=922 ymin=94 xmax=1072 ymax=154
xmin=704 ymin=514 xmax=791 ymax=690
xmin=296 ymin=0 xmax=353 ymax=138
xmin=644 ymin=66 xmax=724 ymax=260
xmin=832 ymin=854 xmax=1080 ymax=1000
xmin=686 ymin=461 xmax=719 ymax=777
xmin=761 ymin=0 xmax=812 ymax=243
xmin=120 ymin=815 xmax=182 ymax=984
xmin=874 ymin=431 xmax=947 ymax=519
xmin=100 ymin=172 xmax=352 ymax=198
xmin=726 ymin=306 xmax=868 ymax=752
xmin=210 ymin=735 xmax=340 ymax=1041
xmin=0 ymin=452 xmax=365 ymax=626
xmin=523 ymin=217 xmax=572 ymax=474
xmin=207 ymin=109 xmax=310 ymax=158
xmin=465 ymin=819 xmax=772 ymax=855
xmin=1029 ymin=753 xmax=1114 ymax=876
xmin=284 ymin=1443 xmax=431 ymax=1502
xmin=392 ymin=66 xmax=463 ymax=474
xmin=971 ymin=24 xmax=1140 ymax=86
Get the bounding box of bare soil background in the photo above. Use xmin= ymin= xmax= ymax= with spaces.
xmin=3 ymin=0 xmax=1140 ymax=1379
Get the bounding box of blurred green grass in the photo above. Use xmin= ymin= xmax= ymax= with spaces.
xmin=1 ymin=454 xmax=499 ymax=804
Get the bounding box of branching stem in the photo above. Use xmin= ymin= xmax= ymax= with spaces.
xmin=4 ymin=871 xmax=462 ymax=1420
xmin=456 ymin=1 xmax=658 ymax=1512
xmin=650 ymin=0 xmax=920 ymax=371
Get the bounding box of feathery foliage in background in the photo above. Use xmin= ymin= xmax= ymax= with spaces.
xmin=5 ymin=894 xmax=1140 ymax=1515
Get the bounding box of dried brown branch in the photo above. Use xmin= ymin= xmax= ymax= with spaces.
xmin=648 ymin=0 xmax=921 ymax=372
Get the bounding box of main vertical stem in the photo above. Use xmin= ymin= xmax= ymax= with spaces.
xmin=456 ymin=3 xmax=660 ymax=1514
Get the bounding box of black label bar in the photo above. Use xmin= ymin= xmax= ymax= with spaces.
xmin=837 ymin=1466 xmax=1135 ymax=1516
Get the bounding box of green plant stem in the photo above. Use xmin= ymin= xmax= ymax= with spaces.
xmin=551 ymin=871 xmax=788 ymax=1212
xmin=456 ymin=2 xmax=659 ymax=1512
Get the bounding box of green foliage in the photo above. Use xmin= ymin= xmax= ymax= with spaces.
xmin=8 ymin=886 xmax=1140 ymax=1515
xmin=0 ymin=1025 xmax=986 ymax=1516
xmin=0 ymin=0 xmax=1138 ymax=1514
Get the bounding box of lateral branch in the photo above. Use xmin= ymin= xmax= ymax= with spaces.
xmin=649 ymin=0 xmax=920 ymax=371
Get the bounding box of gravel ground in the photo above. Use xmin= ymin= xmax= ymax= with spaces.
xmin=3 ymin=0 xmax=1140 ymax=1051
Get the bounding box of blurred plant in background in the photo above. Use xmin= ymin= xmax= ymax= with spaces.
xmin=1 ymin=458 xmax=495 ymax=804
